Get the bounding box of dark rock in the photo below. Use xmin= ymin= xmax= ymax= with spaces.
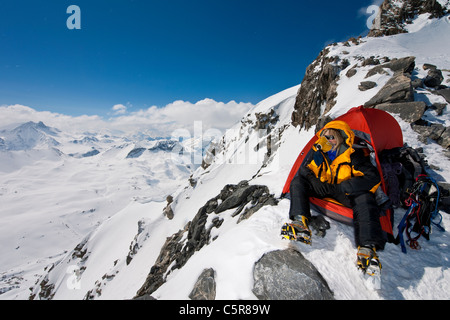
xmin=365 ymin=72 xmax=414 ymax=106
xmin=424 ymin=68 xmax=444 ymax=88
xmin=359 ymin=81 xmax=377 ymax=91
xmin=411 ymin=78 xmax=424 ymax=89
xmin=385 ymin=56 xmax=416 ymax=74
xmin=237 ymin=186 xmax=278 ymax=223
xmin=133 ymin=294 xmax=157 ymax=300
xmin=315 ymin=116 xmax=333 ymax=134
xmin=189 ymin=176 xmax=197 ymax=188
xmin=375 ymin=101 xmax=426 ymax=123
xmin=82 ymin=149 xmax=100 ymax=157
xmin=368 ymin=0 xmax=446 ymax=37
xmin=362 ymin=56 xmax=380 ymax=66
xmin=162 ymin=196 xmax=174 ymax=220
xmin=365 ymin=66 xmax=390 ymax=78
xmin=189 ymin=268 xmax=216 ymax=300
xmin=411 ymin=121 xmax=446 ymax=143
xmin=438 ymin=128 xmax=450 ymax=149
xmin=36 ymin=276 xmax=55 ymax=300
xmin=126 ymin=148 xmax=146 ymax=158
xmin=135 ymin=224 xmax=189 ymax=297
xmin=148 ymin=140 xmax=179 ymax=152
xmin=346 ymin=66 xmax=358 ymax=78
xmin=252 ymin=249 xmax=334 ymax=300
xmin=423 ymin=63 xmax=437 ymax=70
xmin=205 ymin=199 xmax=218 ymax=214
xmin=433 ymin=103 xmax=447 ymax=116
xmin=366 ymin=56 xmax=416 ymax=78
xmin=126 ymin=219 xmax=149 ymax=265
xmin=291 ymin=48 xmax=341 ymax=129
xmin=254 ymin=109 xmax=279 ymax=130
xmin=435 ymin=88 xmax=450 ymax=104
xmin=215 ymin=184 xmax=259 ymax=213
xmin=135 ymin=180 xmax=277 ymax=299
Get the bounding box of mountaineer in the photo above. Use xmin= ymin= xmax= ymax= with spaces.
xmin=285 ymin=120 xmax=384 ymax=276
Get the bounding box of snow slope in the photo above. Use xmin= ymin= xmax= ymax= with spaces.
xmin=2 ymin=13 xmax=450 ymax=300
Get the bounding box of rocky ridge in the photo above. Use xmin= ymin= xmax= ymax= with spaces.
xmin=135 ymin=180 xmax=279 ymax=299
xmin=368 ymin=0 xmax=449 ymax=37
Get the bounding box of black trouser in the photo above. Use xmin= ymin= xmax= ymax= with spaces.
xmin=289 ymin=173 xmax=386 ymax=250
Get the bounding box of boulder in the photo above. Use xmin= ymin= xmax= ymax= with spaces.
xmin=215 ymin=183 xmax=259 ymax=213
xmin=435 ymin=88 xmax=450 ymax=104
xmin=189 ymin=268 xmax=216 ymax=300
xmin=424 ymin=68 xmax=444 ymax=88
xmin=359 ymin=81 xmax=377 ymax=91
xmin=346 ymin=65 xmax=358 ymax=78
xmin=411 ymin=122 xmax=446 ymax=144
xmin=365 ymin=72 xmax=414 ymax=106
xmin=385 ymin=56 xmax=416 ymax=74
xmin=375 ymin=101 xmax=426 ymax=123
xmin=252 ymin=249 xmax=334 ymax=300
xmin=365 ymin=56 xmax=416 ymax=78
xmin=438 ymin=128 xmax=450 ymax=149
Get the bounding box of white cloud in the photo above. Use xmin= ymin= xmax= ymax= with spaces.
xmin=111 ymin=104 xmax=127 ymax=115
xmin=0 ymin=104 xmax=104 ymax=132
xmin=106 ymin=99 xmax=254 ymax=136
xmin=0 ymin=99 xmax=254 ymax=138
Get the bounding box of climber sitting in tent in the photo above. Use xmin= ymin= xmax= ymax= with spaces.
xmin=287 ymin=119 xmax=384 ymax=275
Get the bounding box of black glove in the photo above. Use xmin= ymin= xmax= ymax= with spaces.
xmin=327 ymin=182 xmax=343 ymax=195
xmin=309 ymin=176 xmax=331 ymax=196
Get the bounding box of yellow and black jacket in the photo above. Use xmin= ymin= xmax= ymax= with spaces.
xmin=305 ymin=120 xmax=381 ymax=196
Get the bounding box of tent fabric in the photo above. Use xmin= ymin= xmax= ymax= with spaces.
xmin=282 ymin=106 xmax=404 ymax=237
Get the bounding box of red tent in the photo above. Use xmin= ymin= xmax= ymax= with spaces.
xmin=282 ymin=106 xmax=404 ymax=238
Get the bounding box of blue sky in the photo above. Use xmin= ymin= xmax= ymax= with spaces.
xmin=0 ymin=0 xmax=378 ymax=117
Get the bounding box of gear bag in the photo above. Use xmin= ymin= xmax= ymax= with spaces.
xmin=379 ymin=145 xmax=427 ymax=208
xmin=396 ymin=174 xmax=445 ymax=253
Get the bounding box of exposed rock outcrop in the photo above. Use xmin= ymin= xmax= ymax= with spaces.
xmin=365 ymin=56 xmax=416 ymax=78
xmin=291 ymin=48 xmax=346 ymax=130
xmin=126 ymin=219 xmax=150 ymax=265
xmin=135 ymin=180 xmax=278 ymax=298
xmin=366 ymin=72 xmax=414 ymax=105
xmin=368 ymin=0 xmax=447 ymax=37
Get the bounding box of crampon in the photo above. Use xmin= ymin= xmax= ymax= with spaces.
xmin=281 ymin=223 xmax=312 ymax=245
xmin=356 ymin=246 xmax=382 ymax=277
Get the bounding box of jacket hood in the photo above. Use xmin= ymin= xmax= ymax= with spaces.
xmin=316 ymin=120 xmax=355 ymax=148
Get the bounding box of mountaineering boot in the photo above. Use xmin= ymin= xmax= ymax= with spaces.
xmin=356 ymin=246 xmax=382 ymax=277
xmin=281 ymin=215 xmax=312 ymax=245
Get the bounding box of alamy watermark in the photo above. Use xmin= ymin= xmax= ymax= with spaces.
xmin=65 ymin=4 xmax=381 ymax=31
xmin=67 ymin=5 xmax=81 ymax=30
xmin=366 ymin=4 xmax=381 ymax=30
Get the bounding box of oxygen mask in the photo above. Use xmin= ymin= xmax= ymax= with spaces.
xmin=314 ymin=135 xmax=332 ymax=152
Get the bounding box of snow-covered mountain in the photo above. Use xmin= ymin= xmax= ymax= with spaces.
xmin=2 ymin=0 xmax=450 ymax=301
xmin=0 ymin=122 xmax=196 ymax=297
xmin=0 ymin=121 xmax=60 ymax=151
